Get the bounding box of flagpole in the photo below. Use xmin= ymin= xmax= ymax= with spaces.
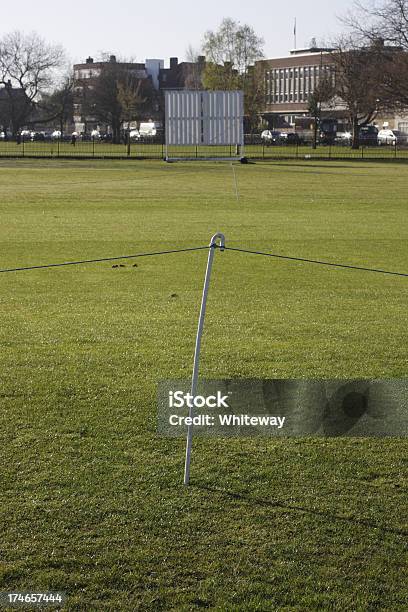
xmin=294 ymin=18 xmax=297 ymax=49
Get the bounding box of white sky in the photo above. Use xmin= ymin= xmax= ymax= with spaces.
xmin=2 ymin=0 xmax=352 ymax=66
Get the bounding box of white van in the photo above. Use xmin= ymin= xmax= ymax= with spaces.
xmin=377 ymin=129 xmax=407 ymax=145
xmin=138 ymin=122 xmax=159 ymax=138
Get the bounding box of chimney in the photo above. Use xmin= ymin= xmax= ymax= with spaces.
xmin=110 ymin=55 xmax=116 ymax=63
xmin=170 ymin=57 xmax=178 ymax=70
xmin=86 ymin=56 xmax=94 ymax=64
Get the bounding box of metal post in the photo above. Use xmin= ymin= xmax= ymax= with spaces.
xmin=184 ymin=232 xmax=225 ymax=485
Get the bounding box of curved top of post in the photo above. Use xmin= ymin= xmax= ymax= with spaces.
xmin=210 ymin=232 xmax=225 ymax=251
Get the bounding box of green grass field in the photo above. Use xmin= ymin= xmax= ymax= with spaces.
xmin=0 ymin=159 xmax=407 ymax=610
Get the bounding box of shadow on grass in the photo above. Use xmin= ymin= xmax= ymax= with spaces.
xmin=193 ymin=483 xmax=407 ymax=538
xmin=255 ymin=162 xmax=384 ymax=176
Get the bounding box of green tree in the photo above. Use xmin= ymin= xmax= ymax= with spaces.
xmin=201 ymin=18 xmax=264 ymax=124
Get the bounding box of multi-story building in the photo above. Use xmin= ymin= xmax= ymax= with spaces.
xmin=159 ymin=56 xmax=205 ymax=91
xmin=256 ymin=45 xmax=408 ymax=135
xmin=256 ymin=47 xmax=338 ymax=127
xmin=73 ymin=55 xmax=205 ymax=134
xmin=73 ymin=55 xmax=159 ymax=133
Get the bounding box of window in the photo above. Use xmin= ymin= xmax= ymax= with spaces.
xmin=398 ymin=121 xmax=408 ymax=133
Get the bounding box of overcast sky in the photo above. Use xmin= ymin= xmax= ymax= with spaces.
xmin=2 ymin=0 xmax=352 ymax=66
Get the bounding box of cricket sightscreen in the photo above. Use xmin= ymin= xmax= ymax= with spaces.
xmin=165 ymin=90 xmax=244 ymax=147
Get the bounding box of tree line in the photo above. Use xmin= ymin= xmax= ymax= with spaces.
xmin=1 ymin=1 xmax=408 ymax=146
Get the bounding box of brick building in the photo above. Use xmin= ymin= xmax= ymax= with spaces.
xmin=73 ymin=55 xmax=159 ymax=133
xmin=159 ymin=56 xmax=205 ymax=90
xmin=256 ymin=45 xmax=408 ymax=135
xmin=73 ymin=55 xmax=205 ymax=134
xmin=255 ymin=47 xmax=338 ymax=127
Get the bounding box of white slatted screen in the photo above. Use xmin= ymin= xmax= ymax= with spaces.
xmin=165 ymin=91 xmax=244 ymax=146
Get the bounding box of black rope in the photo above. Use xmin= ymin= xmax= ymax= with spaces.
xmin=1 ymin=242 xmax=407 ymax=279
xmin=0 ymin=246 xmax=210 ymax=274
xmin=220 ymin=246 xmax=408 ymax=278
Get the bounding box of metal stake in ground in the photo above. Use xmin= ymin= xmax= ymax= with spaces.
xmin=184 ymin=232 xmax=225 ymax=485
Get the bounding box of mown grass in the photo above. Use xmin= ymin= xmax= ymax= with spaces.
xmin=0 ymin=159 xmax=407 ymax=611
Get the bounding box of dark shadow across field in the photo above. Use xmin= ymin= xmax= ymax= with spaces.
xmin=194 ymin=483 xmax=407 ymax=538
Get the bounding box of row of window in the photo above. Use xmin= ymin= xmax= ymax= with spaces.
xmin=264 ymin=64 xmax=334 ymax=105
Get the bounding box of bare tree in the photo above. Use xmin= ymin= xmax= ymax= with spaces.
xmin=343 ymin=0 xmax=408 ymax=49
xmin=84 ymin=61 xmax=155 ymax=143
xmin=381 ymin=49 xmax=408 ymax=106
xmin=330 ymin=38 xmax=385 ymax=148
xmin=0 ymin=31 xmax=65 ymax=135
xmin=184 ymin=46 xmax=205 ymax=90
xmin=308 ymin=74 xmax=336 ymax=148
xmin=118 ymin=74 xmax=154 ymax=130
xmin=39 ymin=74 xmax=74 ymax=137
xmin=342 ymin=1 xmax=408 ymax=109
xmin=243 ymin=64 xmax=265 ymax=133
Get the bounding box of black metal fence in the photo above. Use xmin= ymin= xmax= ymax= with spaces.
xmin=1 ymin=138 xmax=408 ymax=161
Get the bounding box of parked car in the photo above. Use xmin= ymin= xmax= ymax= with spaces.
xmin=129 ymin=129 xmax=140 ymax=141
xmin=285 ymin=132 xmax=301 ymax=144
xmin=100 ymin=132 xmax=112 ymax=142
xmin=359 ymin=125 xmax=378 ymax=146
xmin=392 ymin=130 xmax=408 ymax=145
xmin=136 ymin=122 xmax=162 ymax=140
xmin=31 ymin=131 xmax=46 ymax=141
xmin=260 ymin=130 xmax=284 ymax=145
xmin=334 ymin=131 xmax=352 ymax=146
xmin=139 ymin=122 xmax=156 ymax=138
xmin=51 ymin=130 xmax=61 ymax=139
xmin=377 ymin=129 xmax=408 ymax=145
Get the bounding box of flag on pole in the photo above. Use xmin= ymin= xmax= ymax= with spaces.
xmin=293 ymin=18 xmax=297 ymax=49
